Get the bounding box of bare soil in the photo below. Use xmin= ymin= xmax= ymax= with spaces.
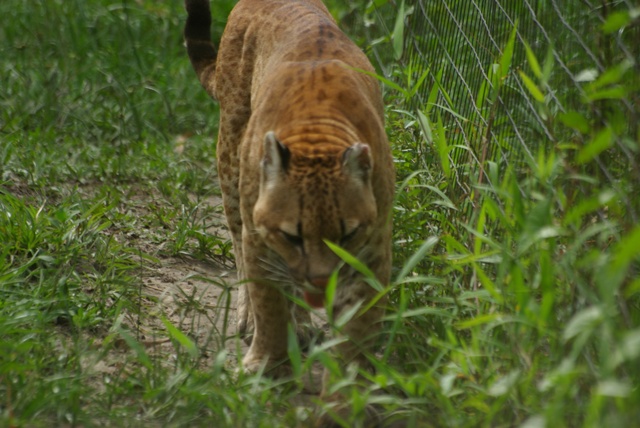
xmin=85 ymin=190 xmax=325 ymax=396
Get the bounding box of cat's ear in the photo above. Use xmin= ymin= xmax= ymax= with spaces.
xmin=342 ymin=143 xmax=372 ymax=182
xmin=261 ymin=131 xmax=289 ymax=186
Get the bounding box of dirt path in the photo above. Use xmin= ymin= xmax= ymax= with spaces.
xmin=129 ymin=194 xmax=250 ymax=364
xmin=86 ymin=191 xmax=325 ymax=397
xmin=138 ymin=256 xmax=243 ymax=359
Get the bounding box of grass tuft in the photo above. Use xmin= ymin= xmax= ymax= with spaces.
xmin=1 ymin=0 xmax=638 ymax=427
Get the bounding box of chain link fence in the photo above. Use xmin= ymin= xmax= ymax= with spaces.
xmin=366 ymin=0 xmax=639 ymax=229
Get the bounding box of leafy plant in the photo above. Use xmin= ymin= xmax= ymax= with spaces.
xmin=1 ymin=0 xmax=638 ymax=427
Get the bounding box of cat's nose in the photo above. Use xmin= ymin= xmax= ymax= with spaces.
xmin=304 ymin=277 xmax=329 ymax=308
xmin=309 ymin=276 xmax=329 ymax=289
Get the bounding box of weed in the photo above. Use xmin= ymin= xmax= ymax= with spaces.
xmin=1 ymin=0 xmax=638 ymax=427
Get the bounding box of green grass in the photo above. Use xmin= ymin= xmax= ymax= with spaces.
xmin=2 ymin=0 xmax=639 ymax=427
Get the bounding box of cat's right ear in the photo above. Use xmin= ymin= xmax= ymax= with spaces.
xmin=261 ymin=131 xmax=290 ymax=186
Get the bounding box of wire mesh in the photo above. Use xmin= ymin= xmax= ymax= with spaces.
xmin=367 ymin=0 xmax=639 ymax=228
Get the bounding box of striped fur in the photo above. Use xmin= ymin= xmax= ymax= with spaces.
xmin=185 ymin=1 xmax=394 ymax=420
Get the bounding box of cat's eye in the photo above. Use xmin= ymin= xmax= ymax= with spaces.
xmin=280 ymin=230 xmax=303 ymax=247
xmin=341 ymin=225 xmax=360 ymax=244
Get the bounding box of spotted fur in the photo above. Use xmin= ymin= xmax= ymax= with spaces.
xmin=185 ymin=0 xmax=394 ymax=394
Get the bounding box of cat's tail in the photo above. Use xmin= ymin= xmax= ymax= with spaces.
xmin=184 ymin=0 xmax=217 ymax=98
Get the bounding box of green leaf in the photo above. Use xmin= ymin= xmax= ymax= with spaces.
xmin=610 ymin=329 xmax=640 ymax=369
xmin=563 ymin=306 xmax=602 ymax=342
xmin=325 ymin=269 xmax=339 ymax=318
xmin=116 ymin=328 xmax=153 ymax=370
xmin=162 ymin=317 xmax=198 ymax=358
xmin=456 ymin=313 xmax=505 ymax=329
xmin=488 ymin=370 xmax=521 ymax=397
xmin=499 ymin=24 xmax=518 ymax=78
xmin=408 ymin=68 xmax=430 ymax=98
xmin=586 ymin=59 xmax=634 ymax=92
xmin=474 ymin=202 xmax=486 ymax=255
xmin=586 ymin=86 xmax=627 ymax=101
xmin=541 ymin=45 xmax=554 ymax=82
xmin=601 ymin=10 xmax=631 ymax=34
xmin=325 ymin=240 xmax=376 ymax=280
xmin=426 ymin=71 xmax=440 ymax=113
xmin=392 ymin=0 xmax=405 ymax=60
xmin=349 ymin=66 xmax=408 ymax=97
xmin=476 ymin=73 xmax=490 ymax=110
xmin=624 ymin=277 xmax=640 ymax=298
xmin=596 ymin=380 xmax=632 ymax=397
xmin=558 ymin=111 xmax=590 ymax=134
xmin=389 ymin=306 xmax=454 ymax=319
xmin=612 ymin=225 xmax=640 ymax=271
xmin=577 ymin=127 xmax=614 ymax=164
xmin=413 ymin=183 xmax=456 ymax=210
xmin=335 ymin=300 xmax=363 ymax=328
xmin=433 ymin=67 xmax=457 ymax=111
xmin=417 ymin=110 xmax=452 ymax=179
xmin=287 ymin=324 xmax=302 ymax=377
xmin=395 ymin=236 xmax=438 ymax=283
xmin=434 ymin=112 xmax=451 ymax=179
xmin=563 ymin=190 xmax=615 ymax=227
xmin=472 ymin=262 xmax=503 ymax=303
xmin=518 ymin=70 xmax=545 ymax=102
xmin=416 ymin=109 xmax=432 ymax=144
xmin=523 ymin=41 xmax=542 ymax=79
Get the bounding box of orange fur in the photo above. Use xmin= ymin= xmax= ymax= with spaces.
xmin=185 ymin=0 xmax=394 ymax=406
